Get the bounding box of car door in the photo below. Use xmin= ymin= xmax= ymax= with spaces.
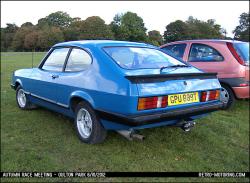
xmin=186 ymin=43 xmax=225 ymax=76
xmin=52 ymin=47 xmax=93 ymax=107
xmin=28 ymin=47 xmax=70 ymax=103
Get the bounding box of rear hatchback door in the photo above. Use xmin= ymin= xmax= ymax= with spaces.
xmin=104 ymin=46 xmax=221 ymax=111
xmin=135 ymin=72 xmax=219 ymax=97
xmin=232 ymin=42 xmax=249 ymax=81
xmin=126 ymin=68 xmax=220 ymax=111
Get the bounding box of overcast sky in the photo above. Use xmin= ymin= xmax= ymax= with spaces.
xmin=1 ymin=1 xmax=249 ymax=37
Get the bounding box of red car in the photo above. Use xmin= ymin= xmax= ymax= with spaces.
xmin=160 ymin=40 xmax=249 ymax=109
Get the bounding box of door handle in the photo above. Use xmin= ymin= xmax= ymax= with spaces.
xmin=51 ymin=74 xmax=59 ymax=79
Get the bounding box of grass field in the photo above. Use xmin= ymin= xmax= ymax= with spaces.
xmin=1 ymin=52 xmax=249 ymax=182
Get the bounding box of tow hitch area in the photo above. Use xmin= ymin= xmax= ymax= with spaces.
xmin=172 ymin=120 xmax=196 ymax=132
xmin=180 ymin=121 xmax=196 ymax=132
xmin=116 ymin=130 xmax=145 ymax=141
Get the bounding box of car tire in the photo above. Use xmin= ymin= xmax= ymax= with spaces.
xmin=74 ymin=101 xmax=107 ymax=144
xmin=220 ymin=84 xmax=235 ymax=109
xmin=16 ymin=85 xmax=37 ymax=110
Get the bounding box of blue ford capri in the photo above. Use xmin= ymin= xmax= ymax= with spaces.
xmin=11 ymin=40 xmax=223 ymax=144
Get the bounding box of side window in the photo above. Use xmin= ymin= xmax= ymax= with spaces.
xmin=162 ymin=44 xmax=187 ymax=59
xmin=188 ymin=44 xmax=224 ymax=62
xmin=42 ymin=48 xmax=69 ymax=71
xmin=65 ymin=48 xmax=92 ymax=72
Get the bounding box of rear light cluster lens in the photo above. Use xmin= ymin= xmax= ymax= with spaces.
xmin=226 ymin=42 xmax=245 ymax=66
xmin=138 ymin=96 xmax=168 ymax=111
xmin=239 ymin=83 xmax=249 ymax=87
xmin=200 ymin=90 xmax=220 ymax=102
xmin=138 ymin=90 xmax=220 ymax=111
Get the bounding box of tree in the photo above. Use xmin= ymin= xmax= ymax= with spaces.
xmin=233 ymin=12 xmax=249 ymax=42
xmin=1 ymin=29 xmax=6 ymax=51
xmin=147 ymin=30 xmax=163 ymax=46
xmin=186 ymin=17 xmax=223 ymax=39
xmin=110 ymin=14 xmax=123 ymax=40
xmin=24 ymin=30 xmax=39 ymax=50
xmin=21 ymin=22 xmax=34 ymax=28
xmin=163 ymin=20 xmax=189 ymax=42
xmin=36 ymin=30 xmax=49 ymax=50
xmin=37 ymin=11 xmax=73 ymax=28
xmin=37 ymin=27 xmax=64 ymax=50
xmin=11 ymin=27 xmax=32 ymax=51
xmin=5 ymin=23 xmax=19 ymax=33
xmin=63 ymin=18 xmax=82 ymax=41
xmin=1 ymin=23 xmax=19 ymax=51
xmin=110 ymin=12 xmax=147 ymax=41
xmin=21 ymin=23 xmax=36 ymax=50
xmin=163 ymin=17 xmax=224 ymax=43
xmin=78 ymin=16 xmax=113 ymax=40
xmin=37 ymin=18 xmax=50 ymax=28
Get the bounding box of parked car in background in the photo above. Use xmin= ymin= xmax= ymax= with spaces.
xmin=11 ymin=40 xmax=223 ymax=144
xmin=160 ymin=40 xmax=249 ymax=109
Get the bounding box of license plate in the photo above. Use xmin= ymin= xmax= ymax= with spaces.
xmin=168 ymin=92 xmax=199 ymax=106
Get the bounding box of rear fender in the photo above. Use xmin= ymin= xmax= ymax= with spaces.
xmin=69 ymin=90 xmax=95 ymax=109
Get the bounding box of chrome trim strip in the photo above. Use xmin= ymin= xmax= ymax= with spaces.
xmin=57 ymin=102 xmax=69 ymax=108
xmin=24 ymin=91 xmax=31 ymax=95
xmin=14 ymin=88 xmax=69 ymax=109
xmin=31 ymin=93 xmax=55 ymax=103
xmin=30 ymin=93 xmax=69 ymax=108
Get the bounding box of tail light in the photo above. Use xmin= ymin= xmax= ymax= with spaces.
xmin=200 ymin=90 xmax=220 ymax=102
xmin=138 ymin=96 xmax=168 ymax=111
xmin=239 ymin=83 xmax=249 ymax=87
xmin=138 ymin=90 xmax=220 ymax=111
xmin=226 ymin=42 xmax=245 ymax=65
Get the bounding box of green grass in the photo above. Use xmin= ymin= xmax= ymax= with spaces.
xmin=1 ymin=52 xmax=249 ymax=182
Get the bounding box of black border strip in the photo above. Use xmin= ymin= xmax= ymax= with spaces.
xmin=1 ymin=171 xmax=249 ymax=178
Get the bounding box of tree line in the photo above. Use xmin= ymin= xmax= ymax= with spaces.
xmin=1 ymin=11 xmax=249 ymax=51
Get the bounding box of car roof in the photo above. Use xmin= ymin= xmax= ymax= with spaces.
xmin=161 ymin=39 xmax=247 ymax=47
xmin=53 ymin=40 xmax=157 ymax=49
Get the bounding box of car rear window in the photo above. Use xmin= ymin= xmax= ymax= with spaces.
xmin=161 ymin=44 xmax=187 ymax=59
xmin=103 ymin=47 xmax=186 ymax=69
xmin=233 ymin=42 xmax=249 ymax=65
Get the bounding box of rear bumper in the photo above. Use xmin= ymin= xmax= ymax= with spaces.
xmin=97 ymin=101 xmax=224 ymax=126
xmin=232 ymin=86 xmax=249 ymax=99
xmin=219 ymin=77 xmax=249 ymax=87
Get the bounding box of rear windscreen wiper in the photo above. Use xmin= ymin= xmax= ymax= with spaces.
xmin=160 ymin=64 xmax=190 ymax=72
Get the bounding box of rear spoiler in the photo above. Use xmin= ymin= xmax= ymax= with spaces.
xmin=125 ymin=72 xmax=218 ymax=84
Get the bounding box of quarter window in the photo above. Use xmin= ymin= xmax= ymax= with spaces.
xmin=161 ymin=44 xmax=187 ymax=59
xmin=65 ymin=48 xmax=92 ymax=72
xmin=42 ymin=48 xmax=69 ymax=71
xmin=188 ymin=44 xmax=224 ymax=62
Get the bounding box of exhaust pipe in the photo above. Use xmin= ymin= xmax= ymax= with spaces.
xmin=117 ymin=130 xmax=145 ymax=141
xmin=131 ymin=133 xmax=145 ymax=140
xmin=181 ymin=121 xmax=196 ymax=132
